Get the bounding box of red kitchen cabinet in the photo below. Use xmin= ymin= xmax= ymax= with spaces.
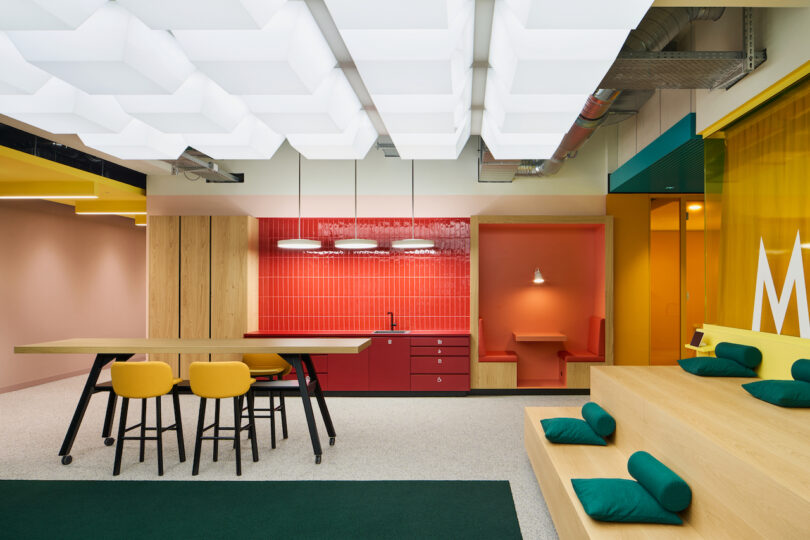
xmin=411 ymin=374 xmax=470 ymax=391
xmin=411 ymin=355 xmax=468 ymax=374
xmin=327 ymin=349 xmax=369 ymax=391
xmin=369 ymin=336 xmax=411 ymax=391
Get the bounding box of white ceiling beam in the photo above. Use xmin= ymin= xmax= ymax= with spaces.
xmin=471 ymin=0 xmax=495 ymax=135
xmin=303 ymin=0 xmax=388 ymax=136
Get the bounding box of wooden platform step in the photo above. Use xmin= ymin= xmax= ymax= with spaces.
xmin=591 ymin=366 xmax=810 ymax=540
xmin=524 ymin=407 xmax=702 ymax=539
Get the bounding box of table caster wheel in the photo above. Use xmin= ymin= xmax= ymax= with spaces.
xmin=329 ymin=437 xmax=335 ymax=446
xmin=104 ymin=437 xmax=115 ymax=446
xmin=61 ymin=455 xmax=72 ymax=466
xmin=315 ymin=455 xmax=322 ymax=464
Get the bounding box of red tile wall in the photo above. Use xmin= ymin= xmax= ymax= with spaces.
xmin=259 ymin=218 xmax=470 ymax=332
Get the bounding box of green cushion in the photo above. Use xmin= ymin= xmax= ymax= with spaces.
xmin=714 ymin=342 xmax=762 ymax=369
xmin=627 ymin=451 xmax=692 ymax=512
xmin=540 ymin=418 xmax=606 ymax=446
xmin=571 ymin=478 xmax=683 ymax=525
xmin=742 ymin=380 xmax=810 ymax=408
xmin=791 ymin=359 xmax=810 ymax=383
xmin=678 ymin=357 xmax=757 ymax=377
xmin=581 ymin=402 xmax=616 ymax=438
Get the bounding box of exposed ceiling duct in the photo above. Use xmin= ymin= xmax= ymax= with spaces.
xmin=517 ymin=6 xmax=726 ymax=178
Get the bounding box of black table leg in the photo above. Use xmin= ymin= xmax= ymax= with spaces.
xmin=287 ymin=353 xmax=323 ymax=464
xmin=58 ymin=353 xmax=118 ymax=465
xmin=101 ymin=354 xmax=132 ymax=447
xmin=301 ymin=353 xmax=336 ymax=446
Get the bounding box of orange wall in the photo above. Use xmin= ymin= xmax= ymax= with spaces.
xmin=650 ymin=230 xmax=681 ymax=364
xmin=0 ymin=200 xmax=146 ymax=393
xmin=607 ymin=194 xmax=651 ymax=366
xmin=478 ymin=224 xmax=604 ymax=384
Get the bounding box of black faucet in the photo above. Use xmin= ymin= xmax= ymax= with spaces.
xmin=387 ymin=312 xmax=397 ymax=332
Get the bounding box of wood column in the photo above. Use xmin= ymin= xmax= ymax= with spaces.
xmin=147 ymin=215 xmax=258 ymax=375
xmin=179 ymin=216 xmax=210 ymax=378
xmin=148 ymin=216 xmax=179 ymax=373
xmin=211 ymin=216 xmax=259 ymax=362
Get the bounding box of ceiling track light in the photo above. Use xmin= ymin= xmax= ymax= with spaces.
xmin=277 ymin=153 xmax=322 ymax=250
xmin=335 ymin=160 xmax=377 ymax=250
xmin=392 ymin=160 xmax=434 ymax=250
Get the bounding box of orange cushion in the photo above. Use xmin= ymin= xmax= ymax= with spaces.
xmin=481 ymin=350 xmax=518 ymax=363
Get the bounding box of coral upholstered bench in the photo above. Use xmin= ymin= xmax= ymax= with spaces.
xmin=559 ymin=317 xmax=605 ymax=388
xmin=478 ymin=318 xmax=518 ymax=363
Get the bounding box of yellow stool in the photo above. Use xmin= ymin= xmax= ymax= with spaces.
xmin=189 ymin=361 xmax=258 ymax=476
xmin=242 ymin=353 xmax=292 ymax=449
xmin=110 ymin=361 xmax=185 ymax=476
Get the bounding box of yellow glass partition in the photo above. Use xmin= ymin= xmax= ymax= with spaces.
xmin=705 ymin=78 xmax=810 ymax=338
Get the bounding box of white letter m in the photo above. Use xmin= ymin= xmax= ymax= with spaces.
xmin=752 ymin=231 xmax=810 ymax=338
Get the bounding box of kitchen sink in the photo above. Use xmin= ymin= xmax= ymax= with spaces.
xmin=372 ymin=330 xmax=411 ymax=334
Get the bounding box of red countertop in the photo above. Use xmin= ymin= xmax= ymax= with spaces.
xmin=245 ymin=330 xmax=470 ymax=338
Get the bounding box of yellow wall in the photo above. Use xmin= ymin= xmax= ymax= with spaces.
xmin=701 ymin=324 xmax=810 ymax=379
xmin=607 ymin=194 xmax=650 ymax=366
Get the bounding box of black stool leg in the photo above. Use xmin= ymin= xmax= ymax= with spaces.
xmin=172 ymin=387 xmax=185 ymax=462
xmin=270 ymin=391 xmax=276 ymax=449
xmin=155 ymin=396 xmax=164 ymax=476
xmin=102 ymin=391 xmax=117 ymax=444
xmin=248 ymin=390 xmax=259 ymax=463
xmin=139 ymin=399 xmax=147 ymax=462
xmin=280 ymin=388 xmax=288 ymax=440
xmin=192 ymin=398 xmax=206 ymax=476
xmin=213 ymin=399 xmax=220 ymax=462
xmin=232 ymin=396 xmax=242 ymax=476
xmin=113 ymin=398 xmax=129 ymax=476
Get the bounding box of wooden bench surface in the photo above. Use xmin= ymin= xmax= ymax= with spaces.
xmin=524 ymin=407 xmax=702 ymax=540
xmin=591 ymin=366 xmax=810 ymax=539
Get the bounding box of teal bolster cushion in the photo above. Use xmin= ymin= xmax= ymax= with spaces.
xmin=714 ymin=342 xmax=762 ymax=369
xmin=540 ymin=418 xmax=606 ymax=446
xmin=742 ymin=380 xmax=810 ymax=408
xmin=678 ymin=357 xmax=757 ymax=377
xmin=581 ymin=402 xmax=616 ymax=438
xmin=791 ymin=359 xmax=810 ymax=383
xmin=571 ymin=478 xmax=682 ymax=525
xmin=627 ymin=451 xmax=692 ymax=512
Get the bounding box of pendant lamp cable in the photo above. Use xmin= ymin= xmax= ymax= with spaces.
xmin=411 ymin=159 xmax=415 ymax=238
xmin=298 ymin=152 xmax=302 ymax=239
xmin=354 ymin=159 xmax=358 ymax=238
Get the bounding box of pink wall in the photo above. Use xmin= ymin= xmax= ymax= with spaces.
xmin=0 ymin=200 xmax=146 ymax=393
xmin=478 ymin=224 xmax=605 ymax=386
xmin=259 ymin=218 xmax=470 ymax=332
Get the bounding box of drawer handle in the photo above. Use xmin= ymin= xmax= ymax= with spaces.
xmin=437 ymin=376 xmax=442 ymax=383
xmin=437 ymin=358 xmax=442 ymax=364
xmin=438 ymin=339 xmax=443 ymax=345
xmin=437 ymin=349 xmax=442 ymax=354
xmin=388 ymin=339 xmax=392 ymax=345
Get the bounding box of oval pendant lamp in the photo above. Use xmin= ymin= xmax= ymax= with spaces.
xmin=277 ymin=153 xmax=321 ymax=250
xmin=392 ymin=160 xmax=434 ymax=250
xmin=335 ymin=160 xmax=377 ymax=250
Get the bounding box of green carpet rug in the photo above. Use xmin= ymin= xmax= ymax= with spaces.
xmin=0 ymin=480 xmax=521 ymax=539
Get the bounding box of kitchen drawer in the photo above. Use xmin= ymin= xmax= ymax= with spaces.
xmin=411 ymin=346 xmax=469 ymax=357
xmin=411 ymin=374 xmax=469 ymax=391
xmin=411 ymin=356 xmax=469 ymax=374
xmin=411 ymin=336 xmax=469 ymax=347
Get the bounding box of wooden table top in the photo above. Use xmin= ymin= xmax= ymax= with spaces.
xmin=512 ymin=332 xmax=567 ymax=342
xmin=14 ymin=337 xmax=371 ymax=355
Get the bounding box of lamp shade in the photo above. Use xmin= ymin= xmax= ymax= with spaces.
xmin=335 ymin=238 xmax=378 ymax=250
xmin=277 ymin=238 xmax=321 ymax=250
xmin=391 ymin=238 xmax=434 ymax=250
xmin=533 ymin=268 xmax=545 ymax=284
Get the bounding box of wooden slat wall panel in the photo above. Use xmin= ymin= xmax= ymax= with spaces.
xmin=148 ymin=216 xmax=179 ymax=374
xmin=179 ymin=216 xmax=210 ymax=378
xmin=211 ymin=216 xmax=258 ymax=362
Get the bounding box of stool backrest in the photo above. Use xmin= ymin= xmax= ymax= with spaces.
xmin=588 ymin=316 xmax=605 ymax=356
xmin=242 ymin=353 xmax=291 ymax=374
xmin=189 ymin=361 xmax=252 ymax=398
xmin=111 ymin=361 xmax=174 ymax=398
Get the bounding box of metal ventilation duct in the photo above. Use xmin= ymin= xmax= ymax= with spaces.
xmin=518 ymin=6 xmax=726 ymax=177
